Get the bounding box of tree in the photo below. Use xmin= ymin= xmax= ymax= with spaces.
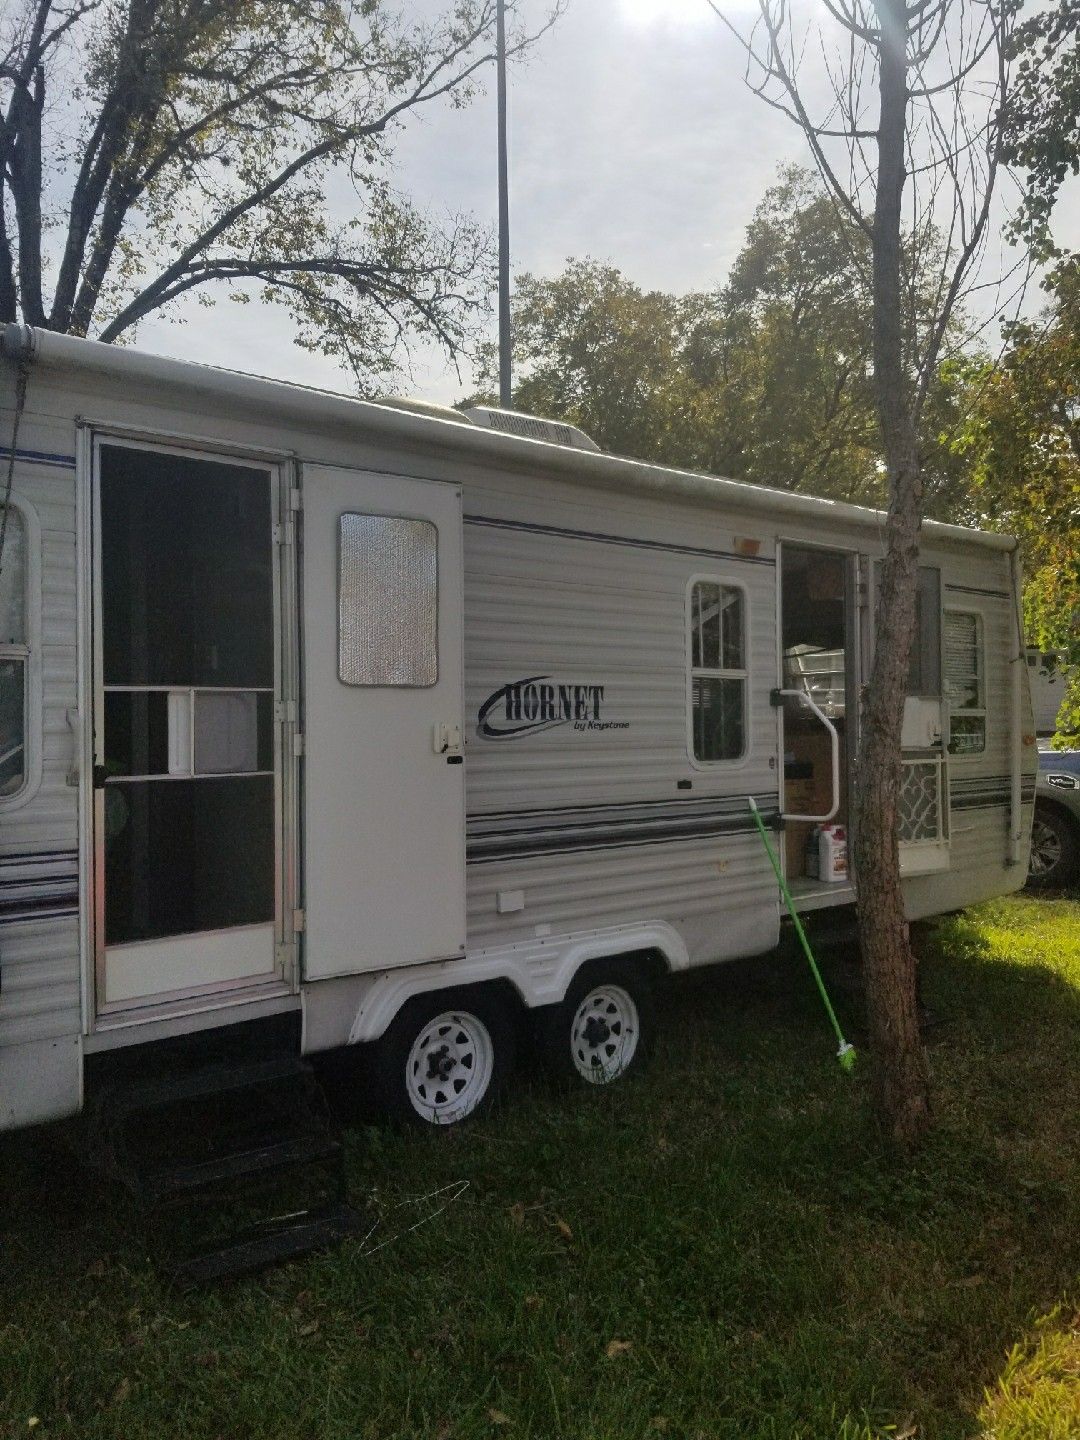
xmin=0 ymin=0 xmax=560 ymax=386
xmin=958 ymin=258 xmax=1080 ymax=740
xmin=686 ymin=168 xmax=883 ymax=499
xmin=473 ymin=258 xmax=696 ymax=463
xmin=1002 ymin=0 xmax=1079 ymax=256
xmin=710 ymin=0 xmax=1019 ymax=1146
xmin=476 ymin=168 xmax=978 ymax=522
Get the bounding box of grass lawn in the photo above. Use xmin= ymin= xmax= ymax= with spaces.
xmin=1 ymin=894 xmax=1078 ymax=1440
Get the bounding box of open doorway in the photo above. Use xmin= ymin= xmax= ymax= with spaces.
xmin=93 ymin=441 xmax=283 ymax=1013
xmin=779 ymin=545 xmax=857 ymax=896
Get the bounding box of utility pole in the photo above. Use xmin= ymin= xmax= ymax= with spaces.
xmin=496 ymin=0 xmax=512 ymax=407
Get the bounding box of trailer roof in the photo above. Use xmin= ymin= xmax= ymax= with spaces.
xmin=3 ymin=324 xmax=1014 ymax=553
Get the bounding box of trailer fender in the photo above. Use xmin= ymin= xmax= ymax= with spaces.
xmin=320 ymin=921 xmax=690 ymax=1048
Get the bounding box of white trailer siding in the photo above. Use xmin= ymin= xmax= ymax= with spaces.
xmin=0 ymin=435 xmax=82 ymax=1128
xmin=461 ymin=508 xmax=782 ymax=965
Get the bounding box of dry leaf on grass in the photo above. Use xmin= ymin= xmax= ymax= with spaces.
xmin=554 ymin=1217 xmax=573 ymax=1241
xmin=605 ymin=1339 xmax=633 ymax=1358
xmin=488 ymin=1408 xmax=511 ymax=1426
xmin=508 ymin=1202 xmax=526 ymax=1228
xmin=110 ymin=1378 xmax=131 ymax=1407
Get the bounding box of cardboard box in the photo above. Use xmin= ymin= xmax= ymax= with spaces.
xmin=783 ymin=727 xmax=848 ymax=876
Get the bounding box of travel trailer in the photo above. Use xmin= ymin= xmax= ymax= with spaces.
xmin=1026 ymin=649 xmax=1074 ymax=738
xmin=0 ymin=326 xmax=1037 ymax=1135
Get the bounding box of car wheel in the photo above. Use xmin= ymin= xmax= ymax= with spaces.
xmin=534 ymin=959 xmax=656 ymax=1089
xmin=1028 ymin=803 xmax=1080 ymax=889
xmin=370 ymin=989 xmax=516 ymax=1128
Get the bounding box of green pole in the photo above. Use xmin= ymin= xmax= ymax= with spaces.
xmin=748 ymin=798 xmax=857 ymax=1073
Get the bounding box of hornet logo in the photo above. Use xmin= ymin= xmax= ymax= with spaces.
xmin=477 ymin=675 xmax=629 ymax=740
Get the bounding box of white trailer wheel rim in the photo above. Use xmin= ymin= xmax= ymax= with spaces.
xmin=569 ymin=984 xmax=639 ymax=1085
xmin=405 ymin=1010 xmax=495 ymax=1124
xmin=1029 ymin=817 xmax=1062 ymax=877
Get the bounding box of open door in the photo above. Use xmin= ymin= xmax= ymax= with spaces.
xmin=778 ymin=543 xmax=857 ymax=901
xmin=94 ymin=441 xmax=284 ymax=1010
xmin=300 ymin=466 xmax=466 ymax=979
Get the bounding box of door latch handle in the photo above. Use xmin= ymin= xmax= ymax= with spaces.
xmin=433 ymin=722 xmax=463 ymax=756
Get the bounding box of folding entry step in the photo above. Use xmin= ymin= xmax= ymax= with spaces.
xmin=104 ymin=1054 xmax=311 ymax=1117
xmin=142 ymin=1131 xmax=344 ymax=1205
xmin=172 ymin=1202 xmax=361 ymax=1288
xmin=91 ymin=1047 xmax=363 ymax=1285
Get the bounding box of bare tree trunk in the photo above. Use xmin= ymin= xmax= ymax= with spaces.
xmin=854 ymin=0 xmax=930 ymax=1148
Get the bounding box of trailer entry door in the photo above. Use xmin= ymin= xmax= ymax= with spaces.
xmin=94 ymin=442 xmax=282 ymax=1009
xmin=300 ymin=467 xmax=466 ymax=979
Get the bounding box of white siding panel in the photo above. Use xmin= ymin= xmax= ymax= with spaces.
xmin=0 ymin=428 xmax=82 ymax=1069
xmin=462 ymin=515 xmax=780 ymax=962
xmin=463 ymin=519 xmax=778 ymax=813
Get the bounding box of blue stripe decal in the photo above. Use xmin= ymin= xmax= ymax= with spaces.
xmin=466 ymin=796 xmax=779 ymax=862
xmin=0 ymin=850 xmax=78 ymax=925
xmin=13 ymin=447 xmax=77 ymax=469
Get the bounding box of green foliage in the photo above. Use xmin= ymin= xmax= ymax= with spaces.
xmin=474 ymin=257 xmax=694 ymax=465
xmin=955 ymin=259 xmax=1080 ymax=740
xmin=476 ymin=169 xmax=972 ymax=515
xmin=1004 ymin=0 xmax=1080 ymax=256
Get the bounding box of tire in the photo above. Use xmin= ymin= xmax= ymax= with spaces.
xmin=369 ymin=987 xmax=516 ymax=1128
xmin=1027 ymin=803 xmax=1080 ymax=890
xmin=533 ymin=958 xmax=656 ymax=1089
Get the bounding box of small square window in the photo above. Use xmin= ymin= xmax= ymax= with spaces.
xmin=195 ymin=691 xmax=269 ymax=774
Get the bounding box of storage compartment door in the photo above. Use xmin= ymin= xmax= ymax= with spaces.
xmin=300 ymin=467 xmax=465 ymax=979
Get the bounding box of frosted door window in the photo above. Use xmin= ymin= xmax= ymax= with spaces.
xmin=339 ymin=514 xmax=438 ymax=686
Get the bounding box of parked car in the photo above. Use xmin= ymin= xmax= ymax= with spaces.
xmin=1028 ymin=749 xmax=1080 ymax=889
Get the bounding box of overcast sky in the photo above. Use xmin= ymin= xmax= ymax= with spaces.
xmin=137 ymin=0 xmax=1069 ymax=406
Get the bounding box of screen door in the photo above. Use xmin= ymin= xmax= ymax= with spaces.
xmin=94 ymin=441 xmax=281 ymax=1008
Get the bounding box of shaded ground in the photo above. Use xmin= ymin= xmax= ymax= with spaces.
xmin=1 ymin=895 xmax=1077 ymax=1439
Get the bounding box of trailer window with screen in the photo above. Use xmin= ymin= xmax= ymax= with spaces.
xmin=945 ymin=610 xmax=986 ymax=754
xmin=0 ymin=506 xmax=28 ymax=798
xmin=688 ymin=580 xmax=746 ymax=762
xmin=339 ymin=513 xmax=438 ymax=686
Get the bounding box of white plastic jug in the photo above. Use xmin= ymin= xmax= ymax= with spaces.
xmin=818 ymin=824 xmax=848 ymax=883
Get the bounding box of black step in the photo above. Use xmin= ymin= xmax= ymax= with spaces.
xmin=144 ymin=1132 xmax=341 ymax=1204
xmin=106 ymin=1054 xmax=312 ymax=1116
xmin=171 ymin=1203 xmax=364 ymax=1286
